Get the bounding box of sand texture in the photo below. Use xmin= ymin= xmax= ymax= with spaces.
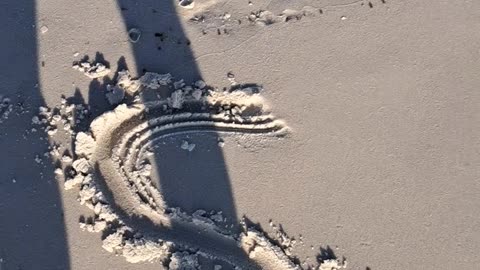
xmin=1 ymin=0 xmax=479 ymax=269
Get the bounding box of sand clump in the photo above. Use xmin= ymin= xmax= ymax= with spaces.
xmin=188 ymin=4 xmax=330 ymax=36
xmin=73 ymin=61 xmax=111 ymax=79
xmin=169 ymin=252 xmax=200 ymax=269
xmin=318 ymin=259 xmax=347 ymax=270
xmin=75 ymin=132 xmax=95 ymax=158
xmin=180 ymin=140 xmax=196 ymax=151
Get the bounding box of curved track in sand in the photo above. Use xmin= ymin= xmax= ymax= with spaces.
xmin=77 ymin=98 xmax=298 ymax=269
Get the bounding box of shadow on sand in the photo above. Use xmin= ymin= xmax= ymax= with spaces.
xmin=113 ymin=0 xmax=239 ymax=228
xmin=0 ymin=0 xmax=70 ymax=269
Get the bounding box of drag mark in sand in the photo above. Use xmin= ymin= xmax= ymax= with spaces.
xmin=48 ymin=66 xmax=347 ymax=269
xmin=62 ymin=69 xmax=317 ymax=269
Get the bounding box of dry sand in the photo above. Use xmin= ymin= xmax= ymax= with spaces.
xmin=1 ymin=0 xmax=480 ymax=269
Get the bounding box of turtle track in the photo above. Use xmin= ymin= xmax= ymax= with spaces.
xmin=80 ymin=99 xmax=297 ymax=269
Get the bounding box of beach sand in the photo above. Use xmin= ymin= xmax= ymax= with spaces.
xmin=1 ymin=0 xmax=479 ymax=269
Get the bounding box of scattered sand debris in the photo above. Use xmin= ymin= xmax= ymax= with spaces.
xmin=56 ymin=68 xmax=320 ymax=269
xmin=180 ymin=140 xmax=196 ymax=152
xmin=34 ymin=155 xmax=43 ymax=164
xmin=49 ymin=144 xmax=61 ymax=157
xmin=192 ymin=209 xmax=227 ymax=226
xmin=75 ymin=132 xmax=95 ymax=158
xmin=169 ymin=252 xmax=200 ymax=269
xmin=79 ymin=220 xmax=108 ymax=233
xmin=106 ymin=84 xmax=126 ymax=105
xmin=102 ymin=231 xmax=124 ymax=253
xmin=116 ymin=70 xmax=141 ymax=94
xmin=72 ymin=61 xmax=110 ymax=79
xmin=240 ymin=230 xmax=299 ymax=270
xmin=170 ymin=90 xmax=185 ymax=109
xmin=102 ymin=229 xmax=173 ymax=264
xmin=249 ymin=10 xmax=276 ymax=25
xmin=318 ymin=259 xmax=347 ymax=270
xmin=54 ymin=168 xmax=64 ymax=176
xmin=210 ymin=212 xmax=224 ymax=223
xmin=30 ymin=99 xmax=89 ymax=139
xmin=61 ymin=154 xmax=73 ymax=163
xmin=137 ymin=163 xmax=152 ymax=177
xmin=173 ymin=79 xmax=185 ymax=89
xmin=226 ymin=72 xmax=236 ymax=85
xmin=138 ymin=72 xmax=172 ymax=89
xmin=72 ymin=158 xmax=91 ymax=174
xmin=31 ymin=115 xmax=41 ymax=125
xmin=194 ymin=80 xmax=206 ymax=89
xmin=47 ymin=127 xmax=57 ymax=136
xmin=191 ymin=89 xmax=203 ymax=100
xmin=0 ymin=96 xmax=13 ymax=123
xmin=105 ymin=70 xmax=148 ymax=104
xmin=64 ymin=174 xmax=84 ymax=190
xmin=190 ymin=5 xmax=328 ymax=37
xmin=267 ymin=221 xmax=299 ymax=257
